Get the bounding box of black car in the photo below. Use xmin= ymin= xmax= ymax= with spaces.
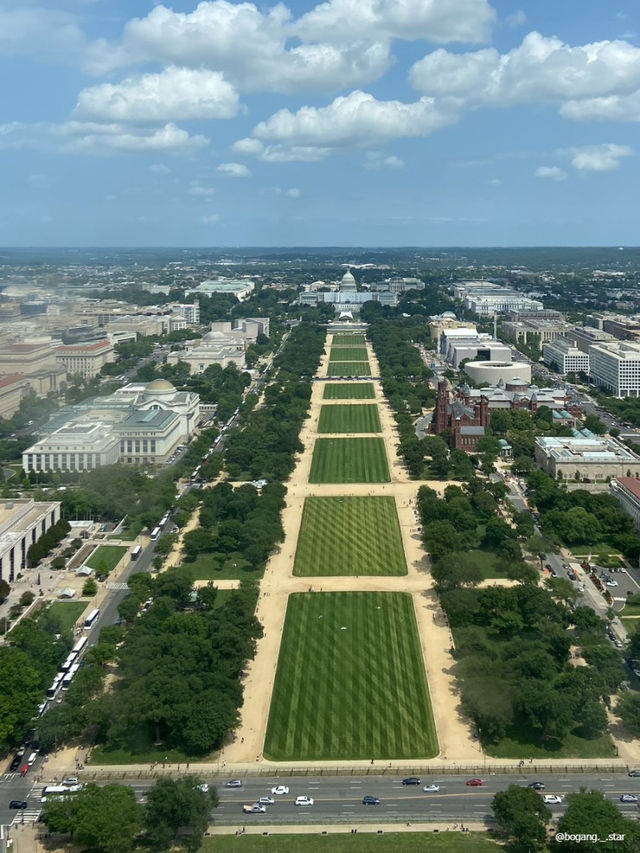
xmin=628 ymin=769 xmax=640 ymax=777
xmin=527 ymin=782 xmax=545 ymax=790
xmin=9 ymin=756 xmax=21 ymax=772
xmin=9 ymin=801 xmax=27 ymax=809
xmin=362 ymin=795 xmax=380 ymax=805
xmin=401 ymin=777 xmax=421 ymax=786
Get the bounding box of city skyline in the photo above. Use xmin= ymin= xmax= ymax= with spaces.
xmin=1 ymin=0 xmax=639 ymax=246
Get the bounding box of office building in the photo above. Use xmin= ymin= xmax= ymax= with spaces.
xmin=0 ymin=340 xmax=66 ymax=395
xmin=535 ymin=434 xmax=640 ymax=482
xmin=0 ymin=498 xmax=61 ymax=582
xmin=453 ymin=281 xmax=543 ymax=315
xmin=502 ymin=309 xmax=568 ymax=344
xmin=543 ymin=338 xmax=591 ymax=375
xmin=23 ymin=423 xmax=121 ymax=475
xmin=464 ymin=360 xmax=532 ymax=386
xmin=55 ymin=340 xmax=115 ymax=379
xmin=589 ymin=341 xmax=640 ymax=398
xmin=440 ymin=328 xmax=512 ymax=368
xmin=0 ymin=374 xmax=30 ymax=419
xmin=610 ymin=478 xmax=640 ymax=532
xmin=184 ymin=279 xmax=255 ymax=301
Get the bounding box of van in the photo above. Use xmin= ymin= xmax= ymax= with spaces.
xmin=27 ymin=752 xmax=37 ymax=766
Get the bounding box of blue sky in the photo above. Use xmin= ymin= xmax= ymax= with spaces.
xmin=1 ymin=0 xmax=639 ymax=246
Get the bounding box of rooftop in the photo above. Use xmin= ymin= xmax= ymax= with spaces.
xmin=613 ymin=477 xmax=640 ymax=501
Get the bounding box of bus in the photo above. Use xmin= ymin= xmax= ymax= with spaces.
xmin=46 ymin=675 xmax=62 ymax=700
xmin=41 ymin=785 xmax=81 ymax=801
xmin=72 ymin=636 xmax=88 ymax=656
xmin=62 ymin=663 xmax=80 ymax=689
xmin=130 ymin=545 xmax=142 ymax=560
xmin=60 ymin=652 xmax=77 ymax=672
xmin=84 ymin=608 xmax=100 ymax=629
xmin=150 ymin=527 xmax=161 ymax=541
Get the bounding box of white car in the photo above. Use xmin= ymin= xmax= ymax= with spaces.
xmin=606 ymin=580 xmax=619 ymax=587
xmin=543 ymin=795 xmax=563 ymax=805
xmin=258 ymin=796 xmax=274 ymax=805
xmin=196 ymin=783 xmax=209 ymax=793
xmin=423 ymin=784 xmax=440 ymax=792
xmin=295 ymin=796 xmax=314 ymax=806
xmin=271 ymin=785 xmax=289 ymax=795
xmin=243 ymin=803 xmax=266 ymax=814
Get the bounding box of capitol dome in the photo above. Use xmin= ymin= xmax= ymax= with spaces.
xmin=146 ymin=379 xmax=177 ymax=395
xmin=340 ymin=270 xmax=357 ymax=291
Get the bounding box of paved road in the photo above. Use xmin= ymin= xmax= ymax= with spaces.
xmin=3 ymin=771 xmax=640 ymax=828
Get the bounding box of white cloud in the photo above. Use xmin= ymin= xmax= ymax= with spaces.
xmin=364 ymin=151 xmax=404 ymax=169
xmin=565 ymin=143 xmax=633 ymax=172
xmin=285 ymin=187 xmax=301 ymax=197
xmin=0 ymin=7 xmax=87 ymax=62
xmin=216 ymin=162 xmax=250 ymax=177
xmin=188 ymin=183 xmax=216 ymax=196
xmin=560 ymin=91 xmax=640 ymax=122
xmin=295 ymin=0 xmax=495 ymax=45
xmin=85 ymin=2 xmax=390 ymax=93
xmin=410 ymin=32 xmax=640 ymax=109
xmin=75 ymin=66 xmax=239 ymax=122
xmin=232 ymin=138 xmax=265 ymax=156
xmin=201 ymin=213 xmax=220 ymax=225
xmin=489 ymin=177 xmax=501 ymax=185
xmin=245 ymin=90 xmax=456 ymax=160
xmin=149 ymin=163 xmax=172 ymax=174
xmin=0 ymin=120 xmax=208 ymax=155
xmin=505 ymin=10 xmax=527 ymax=28
xmin=535 ymin=165 xmax=566 ymax=180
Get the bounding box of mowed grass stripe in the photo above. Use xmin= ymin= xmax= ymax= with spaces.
xmin=317 ymin=404 xmax=381 ymax=434
xmin=309 ymin=437 xmax=390 ymax=483
xmin=326 ymin=361 xmax=372 ymax=377
xmin=328 ymin=347 xmax=368 ymax=361
xmin=264 ymin=592 xmax=438 ymax=760
xmin=293 ymin=496 xmax=407 ymax=577
xmin=332 ymin=334 xmax=366 ymax=346
xmin=323 ymin=383 xmax=375 ymax=400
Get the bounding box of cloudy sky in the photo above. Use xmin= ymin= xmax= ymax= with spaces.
xmin=1 ymin=0 xmax=639 ymax=246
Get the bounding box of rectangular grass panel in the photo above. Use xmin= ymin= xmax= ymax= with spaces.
xmin=329 ymin=347 xmax=369 ymax=361
xmin=309 ymin=437 xmax=390 ymax=483
xmin=294 ymin=496 xmax=407 ymax=577
xmin=264 ymin=592 xmax=437 ymax=760
xmin=317 ymin=404 xmax=381 ymax=434
xmin=332 ymin=334 xmax=367 ymax=346
xmin=326 ymin=361 xmax=372 ymax=377
xmin=323 ymin=383 xmax=376 ymax=400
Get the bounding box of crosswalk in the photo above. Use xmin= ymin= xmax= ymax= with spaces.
xmin=10 ymin=784 xmax=44 ymax=825
xmin=107 ymin=582 xmax=129 ymax=590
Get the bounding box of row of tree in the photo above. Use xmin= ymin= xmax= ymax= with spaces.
xmin=26 ymin=518 xmax=71 ymax=568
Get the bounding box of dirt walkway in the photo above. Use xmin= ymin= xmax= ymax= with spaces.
xmin=225 ymin=333 xmax=477 ymax=764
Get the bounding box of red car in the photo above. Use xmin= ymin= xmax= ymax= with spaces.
xmin=20 ymin=766 xmax=28 ymax=777
xmin=466 ymin=778 xmax=483 ymax=786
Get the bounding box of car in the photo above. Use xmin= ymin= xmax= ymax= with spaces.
xmin=615 ymin=640 xmax=624 ymax=648
xmin=295 ymin=796 xmax=314 ymax=806
xmin=401 ymin=777 xmax=421 ymax=786
xmin=423 ymin=784 xmax=440 ymax=792
xmin=606 ymin=580 xmax=619 ymax=587
xmin=196 ymin=783 xmax=209 ymax=793
xmin=242 ymin=804 xmax=266 ymax=814
xmin=225 ymin=780 xmax=243 ymax=788
xmin=9 ymin=756 xmax=21 ymax=772
xmin=62 ymin=777 xmax=78 ymax=787
xmin=9 ymin=801 xmax=28 ymax=809
xmin=628 ymin=769 xmax=640 ymax=777
xmin=527 ymin=782 xmax=545 ymax=790
xmin=621 ymin=794 xmax=639 ymax=803
xmin=466 ymin=778 xmax=483 ymax=786
xmin=271 ymin=785 xmax=289 ymax=795
xmin=20 ymin=766 xmax=28 ymax=776
xmin=362 ymin=795 xmax=380 ymax=805
xmin=543 ymin=795 xmax=563 ymax=805
xmin=258 ymin=796 xmax=274 ymax=805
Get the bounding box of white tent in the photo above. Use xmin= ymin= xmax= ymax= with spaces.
xmin=58 ymin=587 xmax=76 ymax=599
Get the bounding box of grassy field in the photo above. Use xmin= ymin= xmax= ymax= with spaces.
xmin=323 ymin=383 xmax=376 ymax=400
xmin=332 ymin=334 xmax=367 ymax=346
xmin=201 ymin=832 xmax=500 ymax=852
xmin=294 ymin=497 xmax=407 ymax=577
xmin=86 ymin=544 xmax=128 ymax=572
xmin=327 ymin=362 xmax=372 ymax=377
xmin=309 ymin=438 xmax=390 ymax=483
xmin=185 ymin=553 xmax=263 ymax=581
xmin=89 ymin=740 xmax=199 ymax=765
xmin=329 ymin=347 xmax=369 ymax=362
xmin=42 ymin=601 xmax=87 ymax=632
xmin=465 ymin=549 xmax=510 ymax=579
xmin=318 ymin=404 xmax=381 ymax=434
xmin=264 ymin=592 xmax=437 ymax=760
xmin=486 ymin=725 xmax=616 ymax=759
xmin=621 ymin=617 xmax=640 ymax=635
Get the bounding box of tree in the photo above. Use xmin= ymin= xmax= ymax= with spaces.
xmin=555 ymin=789 xmax=640 ymax=852
xmin=145 ymin=776 xmax=216 ymax=852
xmin=616 ymin=692 xmax=640 ymax=737
xmin=82 ymin=578 xmax=97 ymax=597
xmin=431 ymin=551 xmax=484 ymax=590
xmin=583 ymin=413 xmax=606 ymax=435
xmin=0 ymin=578 xmax=9 ymax=602
xmin=492 ymin=784 xmax=551 ymax=850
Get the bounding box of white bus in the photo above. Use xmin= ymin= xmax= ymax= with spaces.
xmin=130 ymin=545 xmax=142 ymax=560
xmin=41 ymin=785 xmax=81 ymax=801
xmin=62 ymin=663 xmax=80 ymax=689
xmin=72 ymin=636 xmax=88 ymax=656
xmin=84 ymin=608 xmax=99 ymax=629
xmin=150 ymin=527 xmax=161 ymax=541
xmin=46 ymin=675 xmax=62 ymax=700
xmin=60 ymin=652 xmax=77 ymax=672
